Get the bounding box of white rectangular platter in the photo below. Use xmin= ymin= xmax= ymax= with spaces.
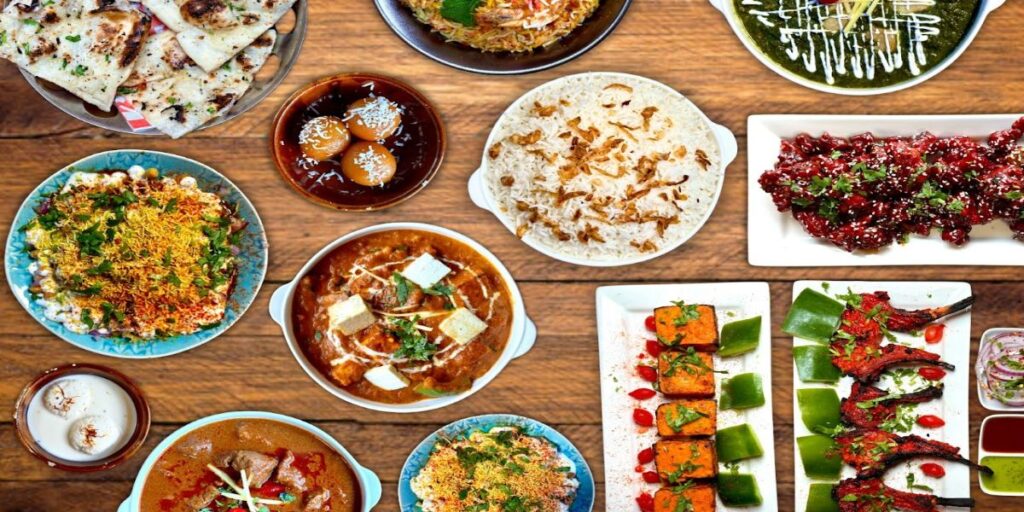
xmin=597 ymin=282 xmax=777 ymax=511
xmin=747 ymin=114 xmax=1024 ymax=266
xmin=790 ymin=281 xmax=972 ymax=511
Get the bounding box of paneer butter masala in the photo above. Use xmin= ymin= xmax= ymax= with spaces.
xmin=141 ymin=419 xmax=361 ymax=512
xmin=292 ymin=230 xmax=514 ymax=403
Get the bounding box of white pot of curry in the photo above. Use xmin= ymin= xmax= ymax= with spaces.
xmin=269 ymin=222 xmax=537 ymax=413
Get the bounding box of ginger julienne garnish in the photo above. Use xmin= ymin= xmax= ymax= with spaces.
xmin=22 ymin=167 xmax=244 ymax=339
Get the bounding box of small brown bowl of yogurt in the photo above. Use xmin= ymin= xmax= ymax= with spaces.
xmin=13 ymin=363 xmax=150 ymax=472
xmin=271 ymin=73 xmax=446 ymax=211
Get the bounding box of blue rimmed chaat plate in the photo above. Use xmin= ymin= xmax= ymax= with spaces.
xmin=5 ymin=149 xmax=267 ymax=358
xmin=398 ymin=414 xmax=595 ymax=511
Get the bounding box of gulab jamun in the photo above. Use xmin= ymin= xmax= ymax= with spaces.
xmin=298 ymin=116 xmax=351 ymax=161
xmin=341 ymin=141 xmax=398 ymax=186
xmin=344 ymin=96 xmax=402 ymax=141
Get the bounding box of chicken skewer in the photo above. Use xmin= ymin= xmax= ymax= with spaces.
xmin=840 ymin=382 xmax=944 ymax=430
xmin=834 ymin=477 xmax=974 ymax=512
xmin=835 ymin=429 xmax=993 ymax=478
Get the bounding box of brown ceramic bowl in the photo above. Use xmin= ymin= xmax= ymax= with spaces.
xmin=270 ymin=73 xmax=446 ymax=211
xmin=13 ymin=363 xmax=151 ymax=472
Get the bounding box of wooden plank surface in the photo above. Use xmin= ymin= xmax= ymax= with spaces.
xmin=1 ymin=0 xmax=1023 ymax=510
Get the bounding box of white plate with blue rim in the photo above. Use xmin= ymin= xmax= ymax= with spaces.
xmin=5 ymin=149 xmax=268 ymax=358
xmin=398 ymin=414 xmax=595 ymax=511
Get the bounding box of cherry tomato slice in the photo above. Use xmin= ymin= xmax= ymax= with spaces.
xmin=917 ymin=414 xmax=945 ymax=428
xmin=641 ymin=471 xmax=661 ymax=484
xmin=918 ymin=367 xmax=946 ymax=381
xmin=920 ymin=463 xmax=946 ymax=478
xmin=629 ymin=388 xmax=657 ymax=400
xmin=637 ymin=447 xmax=655 ymax=464
xmin=646 ymin=339 xmax=663 ymax=358
xmin=636 ymin=492 xmax=655 ymax=512
xmin=633 ymin=408 xmax=654 ymax=427
xmin=924 ymin=324 xmax=946 ymax=344
xmin=637 ymin=365 xmax=658 ymax=383
xmin=644 ymin=315 xmax=657 ymax=332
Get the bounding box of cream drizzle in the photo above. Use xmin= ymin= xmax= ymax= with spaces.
xmin=741 ymin=0 xmax=942 ymax=85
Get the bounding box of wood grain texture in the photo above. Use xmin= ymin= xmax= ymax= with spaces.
xmin=1 ymin=0 xmax=1023 ymax=510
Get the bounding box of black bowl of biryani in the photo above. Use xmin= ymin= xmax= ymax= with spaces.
xmin=374 ymin=0 xmax=633 ymax=74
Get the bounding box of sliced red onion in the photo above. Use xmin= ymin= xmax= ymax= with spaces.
xmin=977 ymin=332 xmax=1024 ymax=406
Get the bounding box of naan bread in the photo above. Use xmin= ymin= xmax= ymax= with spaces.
xmin=0 ymin=0 xmax=150 ymax=110
xmin=120 ymin=28 xmax=275 ymax=138
xmin=140 ymin=0 xmax=293 ymax=71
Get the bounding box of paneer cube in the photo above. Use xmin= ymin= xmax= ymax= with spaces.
xmin=328 ymin=295 xmax=376 ymax=335
xmin=654 ymin=439 xmax=717 ymax=481
xmin=401 ymin=253 xmax=451 ymax=289
xmin=656 ymin=399 xmax=717 ymax=437
xmin=654 ymin=485 xmax=716 ymax=512
xmin=363 ymin=365 xmax=410 ymax=391
xmin=654 ymin=303 xmax=719 ymax=352
xmin=439 ymin=308 xmax=488 ymax=345
xmin=658 ymin=349 xmax=716 ymax=398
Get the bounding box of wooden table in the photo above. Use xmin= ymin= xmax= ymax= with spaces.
xmin=2 ymin=1 xmax=1023 ymax=510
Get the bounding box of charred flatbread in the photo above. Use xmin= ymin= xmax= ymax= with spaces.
xmin=119 ymin=28 xmax=275 ymax=138
xmin=140 ymin=0 xmax=293 ymax=71
xmin=0 ymin=0 xmax=150 ymax=110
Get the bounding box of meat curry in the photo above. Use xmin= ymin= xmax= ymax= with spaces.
xmin=140 ymin=419 xmax=361 ymax=512
xmin=291 ymin=230 xmax=514 ymax=403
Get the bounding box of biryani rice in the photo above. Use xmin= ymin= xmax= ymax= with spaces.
xmin=403 ymin=0 xmax=600 ymax=53
xmin=483 ymin=74 xmax=724 ymax=262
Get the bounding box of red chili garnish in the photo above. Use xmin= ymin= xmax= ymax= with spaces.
xmin=920 ymin=462 xmax=946 ymax=478
xmin=636 ymin=492 xmax=655 ymax=512
xmin=629 ymin=388 xmax=657 ymax=400
xmin=637 ymin=447 xmax=654 ymax=464
xmin=645 ymin=339 xmax=663 ymax=357
xmin=255 ymin=482 xmax=285 ymax=496
xmin=644 ymin=315 xmax=657 ymax=332
xmin=918 ymin=367 xmax=946 ymax=380
xmin=226 ymin=509 xmax=247 ymax=512
xmin=924 ymin=324 xmax=945 ymax=344
xmin=636 ymin=365 xmax=658 ymax=382
xmin=633 ymin=408 xmax=654 ymax=427
xmin=917 ymin=414 xmax=946 ymax=428
xmin=634 ymin=464 xmax=644 ymax=473
xmin=642 ymin=471 xmax=661 ymax=484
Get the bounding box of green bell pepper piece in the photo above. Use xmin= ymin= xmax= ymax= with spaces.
xmin=720 ymin=373 xmax=765 ymax=410
xmin=797 ymin=388 xmax=841 ymax=435
xmin=716 ymin=424 xmax=764 ymax=463
xmin=805 ymin=483 xmax=839 ymax=512
xmin=719 ymin=316 xmax=762 ymax=357
xmin=440 ymin=0 xmax=482 ymax=26
xmin=717 ymin=473 xmax=763 ymax=507
xmin=783 ymin=288 xmax=844 ymax=343
xmin=797 ymin=434 xmax=843 ymax=480
xmin=793 ymin=345 xmax=841 ymax=383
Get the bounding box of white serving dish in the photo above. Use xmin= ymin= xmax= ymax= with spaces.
xmin=747 ymin=114 xmax=1024 ymax=266
xmin=976 ymin=328 xmax=1024 ymax=411
xmin=596 ymin=282 xmax=777 ymax=511
xmin=977 ymin=413 xmax=1024 ymax=497
xmin=269 ymin=222 xmax=537 ymax=414
xmin=709 ymin=0 xmax=1006 ymax=96
xmin=790 ymin=281 xmax=972 ymax=511
xmin=468 ymin=71 xmax=738 ymax=267
xmin=117 ymin=411 xmax=381 ymax=511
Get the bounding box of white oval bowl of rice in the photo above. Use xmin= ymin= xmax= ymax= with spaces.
xmin=469 ymin=72 xmax=736 ymax=267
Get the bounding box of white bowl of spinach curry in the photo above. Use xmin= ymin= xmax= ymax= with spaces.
xmin=711 ymin=0 xmax=1004 ymax=95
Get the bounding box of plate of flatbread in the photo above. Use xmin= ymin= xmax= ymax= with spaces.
xmin=0 ymin=0 xmax=306 ymax=137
